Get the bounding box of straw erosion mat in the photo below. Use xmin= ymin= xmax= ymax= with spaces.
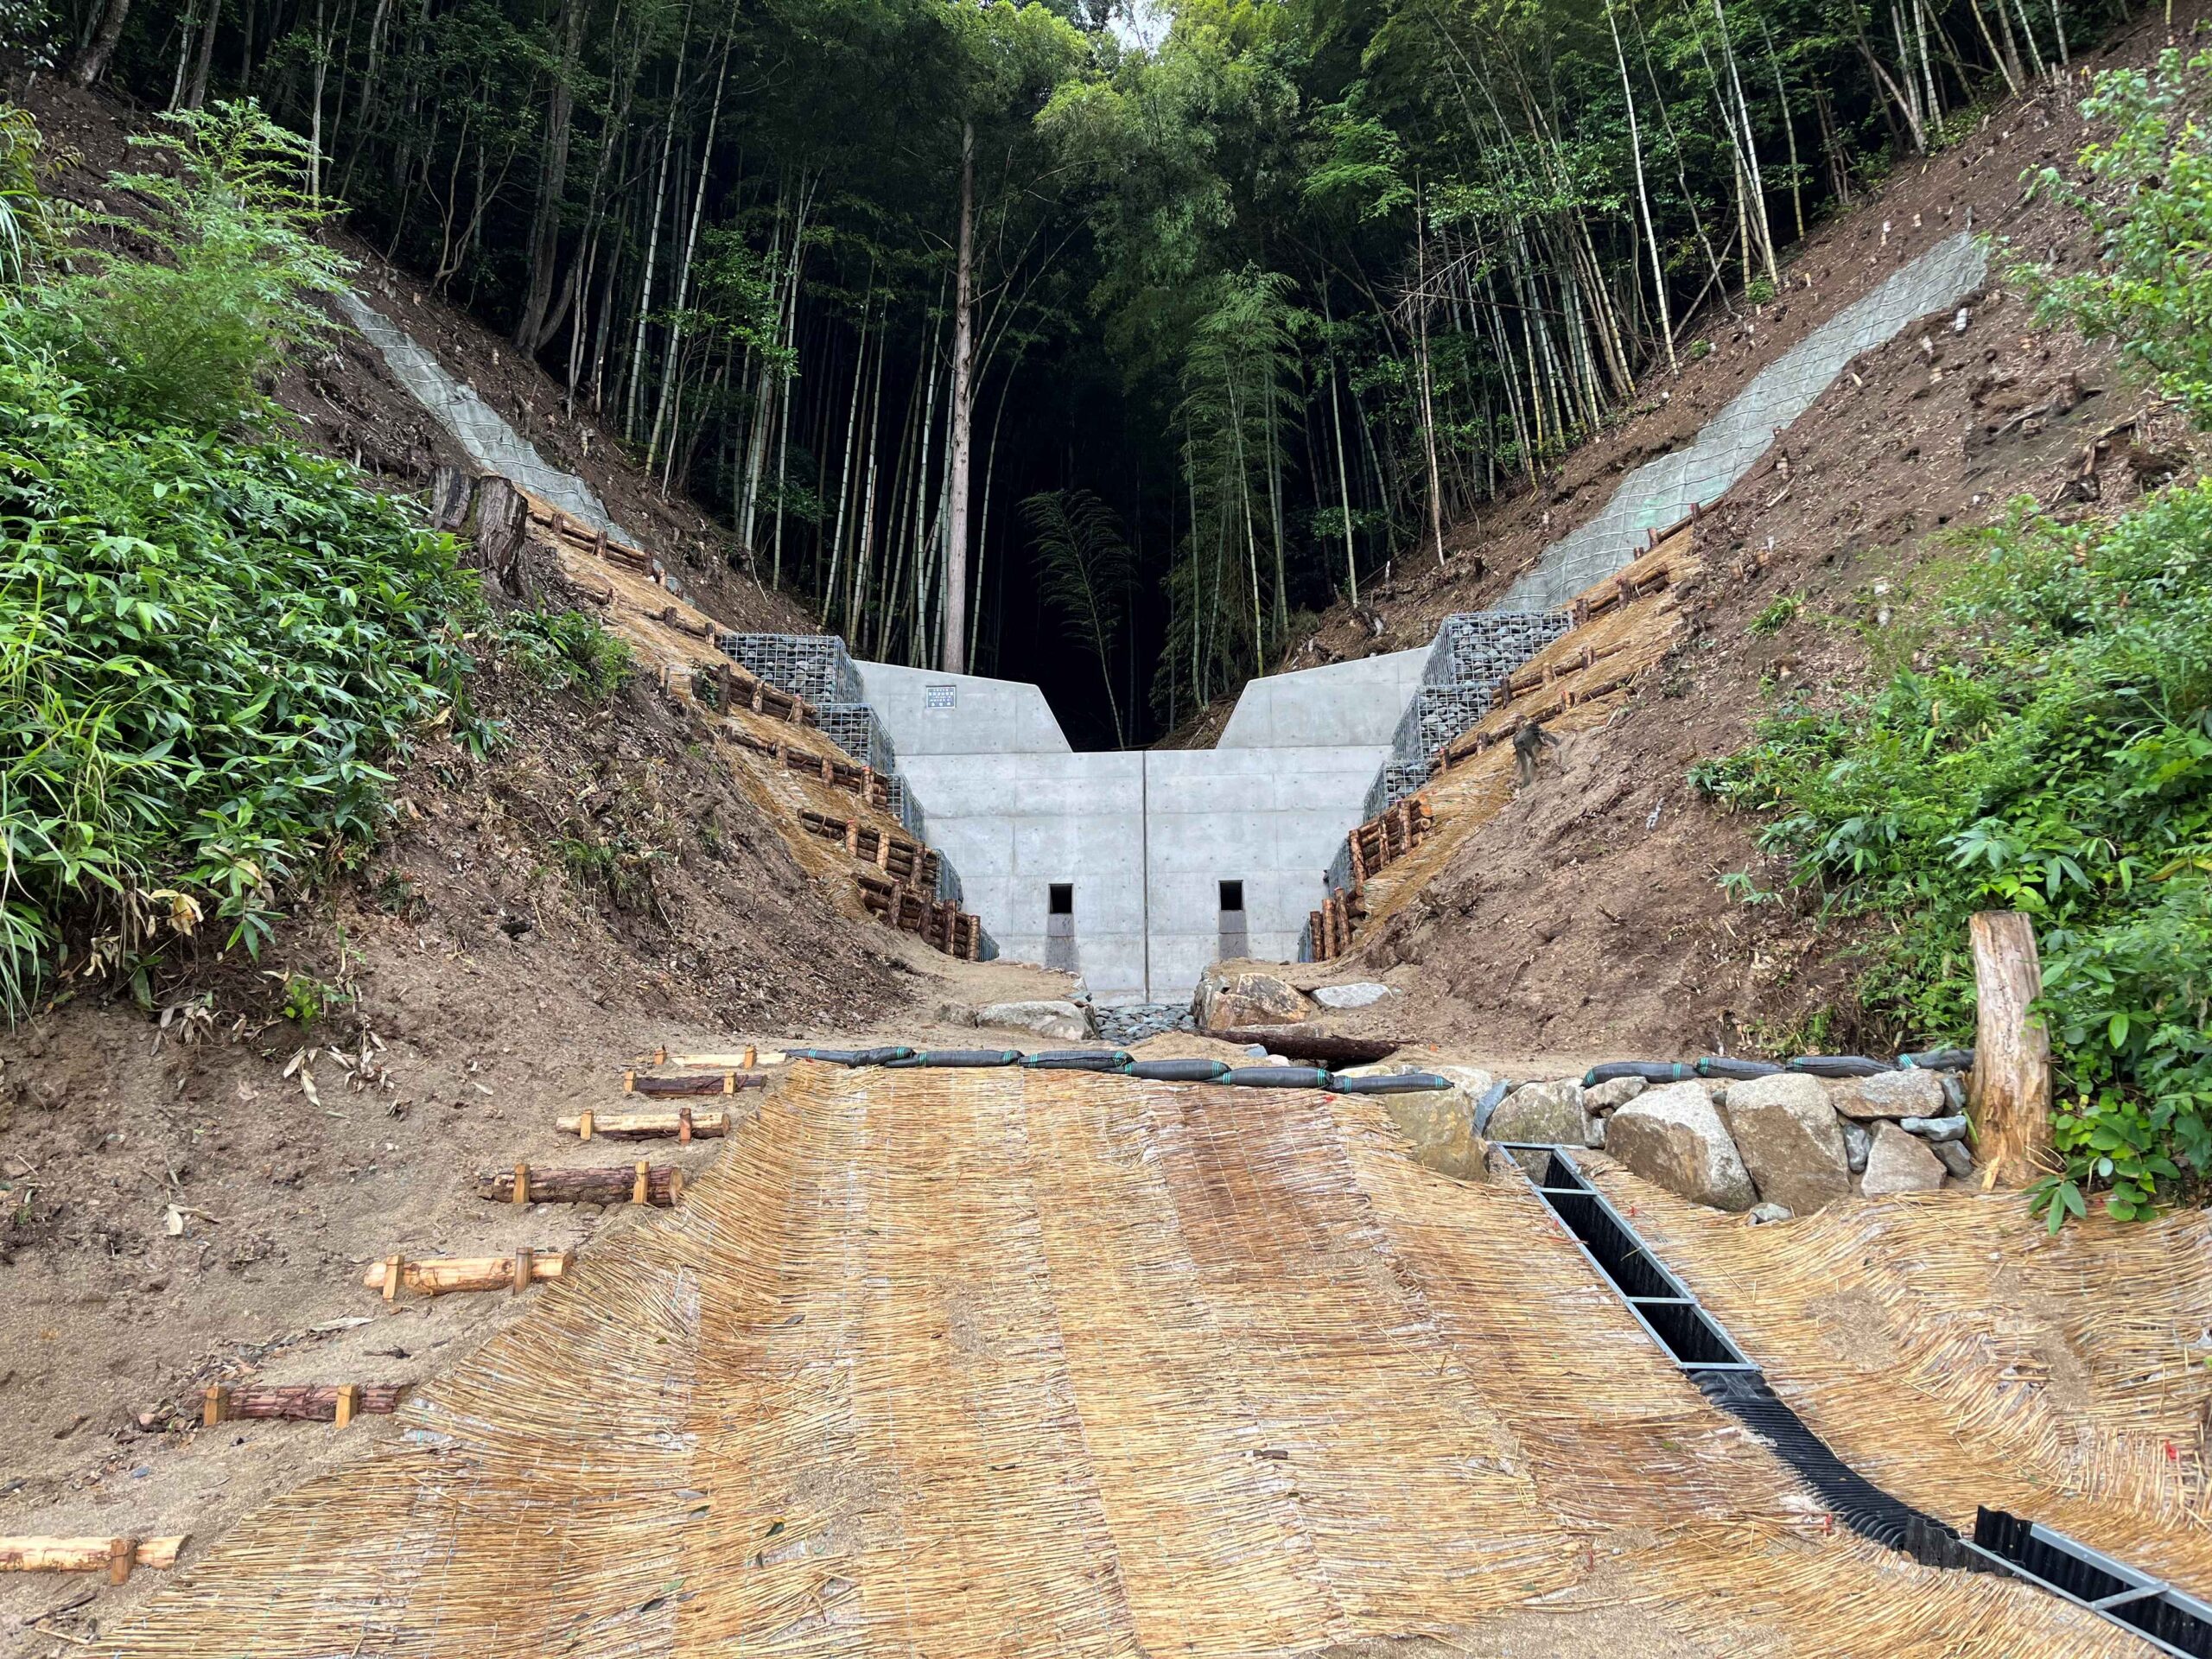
xmin=114 ymin=1064 xmax=2209 ymax=1656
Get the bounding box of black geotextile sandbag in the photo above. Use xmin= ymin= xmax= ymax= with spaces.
xmin=1899 ymin=1047 xmax=1975 ymax=1071
xmin=787 ymin=1046 xmax=914 ymax=1066
xmin=1122 ymin=1058 xmax=1232 ymax=1083
xmin=1583 ymin=1061 xmax=1698 ymax=1086
xmin=1697 ymin=1057 xmax=1786 ymax=1080
xmin=1788 ymin=1054 xmax=1895 ymax=1078
xmin=1220 ymin=1066 xmax=1334 ymax=1089
xmin=884 ymin=1049 xmax=1024 ymax=1068
xmin=1020 ymin=1050 xmax=1134 ymax=1071
xmin=1330 ymin=1072 xmax=1453 ymax=1095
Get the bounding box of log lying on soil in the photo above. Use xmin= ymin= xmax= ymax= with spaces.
xmin=203 ymin=1383 xmax=406 ymax=1426
xmin=361 ymin=1249 xmax=572 ymax=1298
xmin=623 ymin=1069 xmax=766 ymax=1096
xmin=1202 ymin=1027 xmax=1404 ymax=1065
xmin=475 ymin=1162 xmax=684 ymax=1206
xmin=561 ymin=1107 xmax=731 ymax=1141
xmin=0 ymin=1536 xmax=188 ymax=1582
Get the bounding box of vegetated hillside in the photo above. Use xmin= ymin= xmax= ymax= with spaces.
xmin=1273 ymin=19 xmax=2197 ymax=1064
xmin=0 ymin=87 xmax=1004 ymax=1645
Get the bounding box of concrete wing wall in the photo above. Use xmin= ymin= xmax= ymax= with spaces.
xmin=855 ymin=660 xmax=1072 ymax=756
xmin=1215 ymin=647 xmax=1434 ymax=749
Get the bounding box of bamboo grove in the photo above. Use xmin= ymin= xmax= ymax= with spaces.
xmin=48 ymin=0 xmax=2122 ymax=743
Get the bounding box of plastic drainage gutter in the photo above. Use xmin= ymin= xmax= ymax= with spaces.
xmin=1500 ymin=1143 xmax=2212 ymax=1658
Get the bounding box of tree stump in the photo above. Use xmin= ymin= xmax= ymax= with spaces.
xmin=1968 ymin=911 xmax=2053 ymax=1186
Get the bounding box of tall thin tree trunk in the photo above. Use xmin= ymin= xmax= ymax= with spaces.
xmin=74 ymin=0 xmax=131 ymax=84
xmin=941 ymin=118 xmax=976 ymax=674
xmin=515 ymin=0 xmax=585 ymax=352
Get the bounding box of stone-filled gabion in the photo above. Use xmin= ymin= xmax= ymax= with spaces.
xmin=815 ymin=702 xmax=897 ymax=777
xmin=716 ymin=632 xmax=866 ymax=707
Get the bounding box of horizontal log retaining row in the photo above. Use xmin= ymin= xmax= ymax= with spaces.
xmin=694 ymin=659 xmax=813 ymax=724
xmin=855 ymin=871 xmax=983 ymax=960
xmin=0 ymin=1535 xmax=188 ymax=1584
xmin=642 ymin=1046 xmax=787 ymax=1067
xmin=526 ymin=502 xmax=656 ymax=578
xmin=719 ymin=728 xmax=893 ymax=804
xmin=562 ymin=1107 xmax=731 ymax=1141
xmin=202 ymin=1383 xmax=405 ymax=1427
xmin=1306 ymin=887 xmax=1369 ymax=963
xmin=622 ymin=1068 xmax=765 ymax=1096
xmin=476 ymin=1162 xmax=683 ymax=1206
xmin=799 ymin=809 xmax=939 ymax=886
xmin=1439 ymin=668 xmax=1643 ymax=773
xmin=362 ymin=1249 xmax=573 ymax=1299
xmin=1346 ymin=797 xmax=1433 ymax=887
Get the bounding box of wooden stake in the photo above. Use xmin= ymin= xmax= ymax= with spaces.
xmin=108 ymin=1539 xmax=135 ymax=1585
xmin=512 ymin=1249 xmax=535 ymax=1294
xmin=632 ymin=1161 xmax=649 ymax=1205
xmin=1968 ymin=910 xmax=2053 ymax=1186
xmin=512 ymin=1162 xmax=531 ymax=1205
xmin=677 ymin=1106 xmax=692 ymax=1144
xmin=578 ymin=1109 xmax=594 ymax=1142
xmin=334 ymin=1385 xmax=360 ymax=1428
xmin=381 ymin=1254 xmax=403 ymax=1303
xmin=202 ymin=1384 xmax=230 ymax=1427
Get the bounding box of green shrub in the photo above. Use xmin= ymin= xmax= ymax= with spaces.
xmin=0 ymin=318 xmax=484 ymax=1017
xmin=500 ymin=605 xmax=632 ymax=700
xmin=2013 ymin=47 xmax=2212 ymax=423
xmin=1696 ymin=488 xmax=2212 ymax=1227
xmin=22 ymin=100 xmax=347 ymax=433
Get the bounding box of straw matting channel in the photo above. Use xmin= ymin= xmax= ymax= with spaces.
xmin=114 ymin=1066 xmax=2156 ymax=1656
xmin=1587 ymin=1159 xmax=2212 ymax=1591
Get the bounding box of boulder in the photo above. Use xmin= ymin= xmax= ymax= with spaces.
xmin=1826 ymin=1069 xmax=1947 ymax=1121
xmin=1193 ymin=966 xmax=1309 ymax=1028
xmin=1381 ymin=1090 xmax=1488 ymax=1183
xmin=977 ymin=1000 xmax=1092 ymax=1042
xmin=1487 ymin=1079 xmax=1590 ymax=1147
xmin=1841 ymin=1118 xmax=1872 ymax=1174
xmin=1930 ymin=1139 xmax=1976 ymax=1179
xmin=1747 ymin=1201 xmax=1795 ymax=1225
xmin=1312 ymin=982 xmax=1395 ymax=1010
xmin=1585 ymin=1076 xmax=1646 ymax=1114
xmin=1860 ymin=1122 xmax=1947 ymax=1196
xmin=1605 ymin=1082 xmax=1758 ymax=1212
xmin=1899 ymin=1114 xmax=1968 ymax=1143
xmin=1719 ymin=1073 xmax=1850 ymax=1217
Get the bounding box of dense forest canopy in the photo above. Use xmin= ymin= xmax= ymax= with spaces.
xmin=43 ymin=0 xmax=2120 ymax=744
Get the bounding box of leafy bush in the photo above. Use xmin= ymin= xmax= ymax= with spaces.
xmin=1696 ymin=487 xmax=2212 ymax=1227
xmin=499 ymin=605 xmax=632 ymax=700
xmin=2014 ymin=47 xmax=2212 ymax=423
xmin=0 ymin=327 xmax=484 ymax=1014
xmin=22 ymin=100 xmax=347 ymax=432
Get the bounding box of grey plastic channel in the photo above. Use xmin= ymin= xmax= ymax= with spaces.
xmin=1980 ymin=1521 xmax=2212 ymax=1659
xmin=1498 ymin=1143 xmax=1758 ymax=1373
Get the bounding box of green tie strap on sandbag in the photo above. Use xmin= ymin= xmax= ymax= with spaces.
xmin=788 ymin=1046 xmax=913 ymax=1066
xmin=1583 ymin=1061 xmax=1696 ymax=1086
xmin=1899 ymin=1047 xmax=1975 ymax=1071
xmin=1020 ymin=1050 xmax=1134 ymax=1071
xmin=1331 ymin=1072 xmax=1453 ymax=1095
xmin=1220 ymin=1066 xmax=1334 ymax=1089
xmin=1122 ymin=1058 xmax=1233 ymax=1083
xmin=1788 ymin=1055 xmax=1894 ymax=1078
xmin=884 ymin=1049 xmax=1024 ymax=1068
xmin=1470 ymin=1078 xmax=1512 ymax=1136
xmin=1698 ymin=1057 xmax=1785 ymax=1080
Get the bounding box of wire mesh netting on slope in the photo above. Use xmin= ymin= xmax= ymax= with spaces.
xmin=111 ymin=1064 xmax=2198 ymax=1657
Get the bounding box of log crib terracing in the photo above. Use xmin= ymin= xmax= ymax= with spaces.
xmin=430 ymin=467 xmax=987 ymax=960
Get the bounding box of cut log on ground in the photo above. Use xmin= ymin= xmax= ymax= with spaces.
xmin=1968 ymin=910 xmax=2054 ymax=1186
xmin=623 ymin=1069 xmax=766 ymax=1096
xmin=475 ymin=1163 xmax=684 ymax=1206
xmin=1201 ymin=1028 xmax=1405 ymax=1066
xmin=362 ymin=1250 xmax=572 ymax=1298
xmin=202 ymin=1383 xmax=405 ymax=1425
xmin=0 ymin=1536 xmax=188 ymax=1582
xmin=561 ymin=1108 xmax=731 ymax=1141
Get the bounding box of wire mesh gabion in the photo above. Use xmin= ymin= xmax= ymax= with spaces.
xmin=814 ymin=702 xmax=898 ymax=777
xmin=716 ymin=632 xmax=865 ymax=706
